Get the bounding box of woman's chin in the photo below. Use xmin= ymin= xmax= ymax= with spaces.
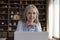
xmin=29 ymin=20 xmax=34 ymax=22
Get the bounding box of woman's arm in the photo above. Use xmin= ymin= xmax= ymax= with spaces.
xmin=36 ymin=22 xmax=42 ymax=32
xmin=16 ymin=21 xmax=23 ymax=32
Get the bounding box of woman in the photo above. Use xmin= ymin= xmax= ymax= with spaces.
xmin=16 ymin=4 xmax=42 ymax=32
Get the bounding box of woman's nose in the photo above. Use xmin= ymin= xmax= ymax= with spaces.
xmin=31 ymin=14 xmax=33 ymax=17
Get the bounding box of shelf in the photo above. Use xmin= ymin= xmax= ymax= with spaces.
xmin=19 ymin=4 xmax=46 ymax=5
xmin=0 ymin=13 xmax=8 ymax=15
xmin=0 ymin=7 xmax=8 ymax=10
xmin=9 ymin=25 xmax=17 ymax=27
xmin=0 ymin=0 xmax=8 ymax=5
xmin=0 ymin=25 xmax=8 ymax=27
xmin=0 ymin=0 xmax=48 ymax=40
xmin=0 ymin=30 xmax=8 ymax=32
xmin=20 ymin=0 xmax=40 ymax=1
xmin=9 ymin=19 xmax=19 ymax=20
xmin=0 ymin=19 xmax=8 ymax=20
xmin=10 ymin=0 xmax=20 ymax=1
xmin=10 ymin=3 xmax=20 ymax=5
xmin=9 ymin=7 xmax=19 ymax=9
xmin=0 ymin=7 xmax=8 ymax=8
xmin=0 ymin=25 xmax=8 ymax=28
xmin=9 ymin=13 xmax=20 ymax=15
xmin=0 ymin=3 xmax=8 ymax=5
xmin=19 ymin=8 xmax=46 ymax=10
xmin=0 ymin=13 xmax=8 ymax=14
xmin=8 ymin=30 xmax=16 ymax=32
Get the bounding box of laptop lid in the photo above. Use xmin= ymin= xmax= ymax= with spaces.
xmin=14 ymin=32 xmax=48 ymax=40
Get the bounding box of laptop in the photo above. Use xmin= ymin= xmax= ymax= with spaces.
xmin=14 ymin=32 xmax=48 ymax=40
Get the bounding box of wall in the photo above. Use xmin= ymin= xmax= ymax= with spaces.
xmin=48 ymin=0 xmax=59 ymax=39
xmin=53 ymin=0 xmax=59 ymax=38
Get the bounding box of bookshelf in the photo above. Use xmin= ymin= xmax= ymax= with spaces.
xmin=0 ymin=0 xmax=48 ymax=40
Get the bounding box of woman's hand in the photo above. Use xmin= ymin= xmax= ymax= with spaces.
xmin=25 ymin=21 xmax=36 ymax=28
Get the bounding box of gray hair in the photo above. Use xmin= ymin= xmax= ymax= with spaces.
xmin=23 ymin=4 xmax=39 ymax=23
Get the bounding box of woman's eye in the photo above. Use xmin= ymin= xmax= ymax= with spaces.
xmin=28 ymin=12 xmax=31 ymax=14
xmin=28 ymin=12 xmax=36 ymax=14
xmin=33 ymin=12 xmax=35 ymax=14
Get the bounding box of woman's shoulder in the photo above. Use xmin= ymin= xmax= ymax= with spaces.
xmin=18 ymin=20 xmax=22 ymax=23
xmin=37 ymin=21 xmax=41 ymax=24
xmin=37 ymin=21 xmax=41 ymax=25
xmin=18 ymin=20 xmax=25 ymax=24
xmin=18 ymin=20 xmax=23 ymax=24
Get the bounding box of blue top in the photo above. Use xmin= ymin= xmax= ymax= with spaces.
xmin=16 ymin=21 xmax=42 ymax=32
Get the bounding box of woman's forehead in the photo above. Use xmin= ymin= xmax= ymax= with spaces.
xmin=27 ymin=8 xmax=36 ymax=12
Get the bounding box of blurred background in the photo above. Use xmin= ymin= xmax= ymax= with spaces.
xmin=0 ymin=0 xmax=59 ymax=40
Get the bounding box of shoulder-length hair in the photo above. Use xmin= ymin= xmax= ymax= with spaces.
xmin=22 ymin=4 xmax=39 ymax=23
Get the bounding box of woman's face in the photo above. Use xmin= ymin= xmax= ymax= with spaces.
xmin=26 ymin=8 xmax=37 ymax=22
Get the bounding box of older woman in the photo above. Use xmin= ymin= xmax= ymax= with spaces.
xmin=16 ymin=4 xmax=42 ymax=32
